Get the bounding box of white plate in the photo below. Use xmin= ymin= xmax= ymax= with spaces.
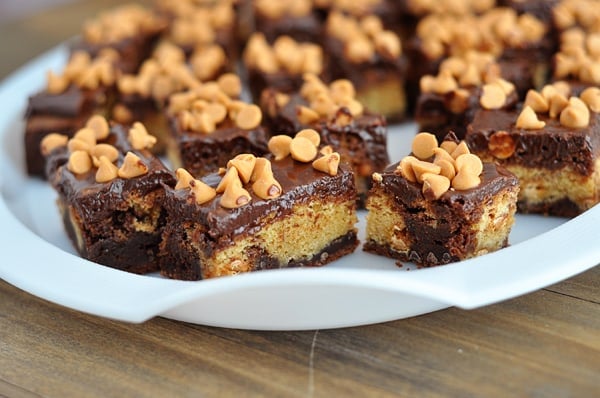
xmin=1 ymin=46 xmax=599 ymax=331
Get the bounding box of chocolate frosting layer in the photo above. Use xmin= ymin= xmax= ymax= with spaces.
xmin=466 ymin=108 xmax=600 ymax=175
xmin=379 ymin=162 xmax=518 ymax=213
xmin=163 ymin=156 xmax=357 ymax=243
xmin=54 ymin=125 xmax=176 ymax=223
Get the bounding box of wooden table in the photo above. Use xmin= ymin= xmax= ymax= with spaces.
xmin=1 ymin=2 xmax=599 ymax=396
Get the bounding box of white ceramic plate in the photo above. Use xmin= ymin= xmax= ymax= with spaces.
xmin=1 ymin=46 xmax=599 ymax=331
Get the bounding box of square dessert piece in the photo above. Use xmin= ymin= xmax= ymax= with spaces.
xmin=24 ymin=50 xmax=118 ymax=177
xmin=165 ymin=84 xmax=269 ymax=177
xmin=415 ymin=52 xmax=519 ymax=141
xmin=160 ymin=132 xmax=358 ymax=280
xmin=466 ymin=83 xmax=600 ymax=217
xmin=364 ymin=133 xmax=519 ymax=267
xmin=48 ymin=121 xmax=176 ymax=274
xmin=242 ymin=33 xmax=325 ymax=101
xmin=252 ymin=0 xmax=322 ymax=44
xmin=112 ymin=41 xmax=239 ymax=154
xmin=405 ymin=7 xmax=552 ymax=109
xmin=260 ymin=74 xmax=389 ymax=203
xmin=70 ymin=4 xmax=167 ymax=74
xmin=323 ymin=11 xmax=408 ymax=122
xmin=156 ymin=0 xmax=238 ymax=60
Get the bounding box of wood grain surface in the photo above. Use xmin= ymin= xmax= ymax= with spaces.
xmin=0 ymin=1 xmax=599 ymax=397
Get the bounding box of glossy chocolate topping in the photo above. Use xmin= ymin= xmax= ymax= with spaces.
xmin=466 ymin=108 xmax=600 ymax=175
xmin=163 ymin=156 xmax=356 ymax=242
xmin=379 ymin=162 xmax=518 ymax=212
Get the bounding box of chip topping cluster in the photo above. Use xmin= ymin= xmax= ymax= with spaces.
xmin=416 ymin=8 xmax=546 ymax=59
xmin=40 ymin=116 xmax=156 ymax=183
xmin=46 ymin=50 xmax=118 ymax=94
xmin=554 ymin=28 xmax=600 ymax=84
xmin=518 ymin=83 xmax=600 ymax=129
xmin=295 ymin=74 xmax=364 ymax=125
xmin=243 ymin=33 xmax=323 ymax=75
xmin=391 ymin=132 xmax=484 ymax=199
xmin=269 ymin=129 xmax=341 ymax=176
xmin=82 ymin=4 xmax=165 ymax=45
xmin=326 ymin=12 xmax=402 ymax=63
xmin=175 ymin=153 xmax=284 ymax=209
xmin=167 ymin=77 xmax=257 ymax=134
xmin=420 ymin=52 xmax=515 ymax=111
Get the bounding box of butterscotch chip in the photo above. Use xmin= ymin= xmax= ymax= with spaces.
xmin=86 ymin=114 xmax=110 ymax=140
xmin=310 ymin=93 xmax=337 ymax=117
xmin=580 ymin=87 xmax=600 ymax=112
xmin=329 ymin=79 xmax=356 ymax=101
xmin=412 ymin=132 xmax=438 ymax=160
xmin=117 ymin=152 xmax=148 ymax=179
xmin=296 ymin=105 xmax=321 ymax=124
xmin=252 ymin=161 xmax=282 ymax=200
xmin=312 ymin=152 xmax=341 ymax=176
xmin=68 ymin=138 xmax=93 ymax=153
xmin=216 ymin=167 xmax=239 ymax=193
xmin=320 ymin=145 xmax=333 ymax=155
xmin=68 ymin=150 xmax=92 ymax=175
xmin=205 ymin=102 xmax=228 ymax=124
xmin=396 ymin=156 xmax=418 ymax=182
xmin=220 ymin=173 xmax=251 ymax=209
xmin=488 ymin=130 xmax=516 ymax=159
xmin=412 ymin=159 xmax=442 ymax=183
xmin=40 ymin=133 xmax=68 ymax=156
xmin=458 ymin=63 xmax=481 ymax=87
xmin=450 ymin=141 xmax=470 ymax=159
xmin=91 ymin=143 xmax=119 ymax=165
xmin=548 ymin=93 xmax=569 ymax=119
xmin=491 ymin=78 xmax=516 ymax=96
xmin=516 ymin=106 xmax=546 ymax=129
xmin=73 ymin=127 xmax=97 ymax=147
xmin=192 ymin=112 xmax=217 ymax=134
xmin=345 ymin=36 xmax=374 ymax=63
xmin=112 ymin=103 xmax=134 ymax=124
xmin=338 ymin=97 xmax=364 ymax=116
xmin=433 ymin=71 xmax=458 ymax=95
xmin=190 ymin=179 xmax=217 ymax=205
xmin=374 ymin=30 xmax=401 ymax=59
xmin=452 ymin=171 xmax=481 ymax=190
xmin=268 ymin=135 xmax=293 ymax=160
xmin=560 ymin=98 xmax=590 ymax=128
xmin=295 ymin=128 xmax=321 ymax=147
xmin=175 ymin=168 xmax=195 ymax=190
xmin=46 ymin=71 xmax=69 ymax=94
xmin=228 ymin=154 xmax=257 ymax=184
xmin=455 ymin=153 xmax=483 ymax=176
xmin=480 ymin=84 xmax=506 ymax=110
xmin=235 ymin=104 xmax=262 ymax=130
xmin=372 ymin=172 xmax=383 ymax=183
xmin=217 ymin=73 xmax=242 ymax=98
xmin=129 ymin=122 xmax=157 ymax=150
xmin=422 ymin=173 xmax=450 ymax=200
xmin=275 ymin=93 xmax=290 ymax=107
xmin=433 ymin=147 xmax=455 ymax=165
xmin=434 ymin=158 xmax=456 ymax=181
xmin=95 ymin=156 xmax=118 ymax=183
xmin=524 ymin=90 xmax=549 ymax=113
xmin=440 ymin=140 xmax=458 ymax=154
xmin=290 ymin=136 xmax=317 ymax=162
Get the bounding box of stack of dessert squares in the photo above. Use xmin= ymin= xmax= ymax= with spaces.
xmin=24 ymin=0 xmax=600 ymax=279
